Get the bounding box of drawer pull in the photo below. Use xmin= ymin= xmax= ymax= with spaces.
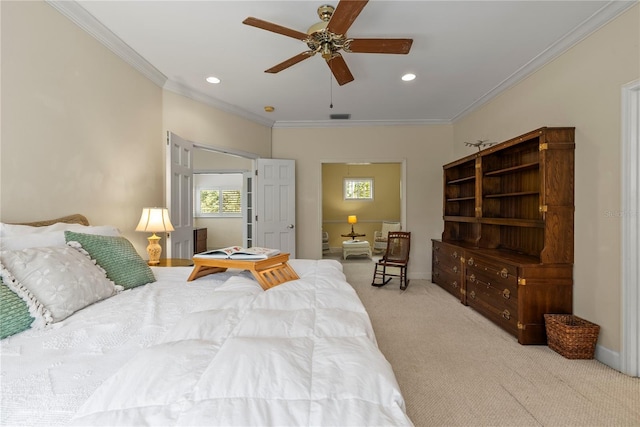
xmin=467 ymin=257 xmax=474 ymax=266
xmin=502 ymin=289 xmax=511 ymax=299
xmin=469 ymin=290 xmax=476 ymax=299
xmin=434 ymin=245 xmax=440 ymax=251
xmin=434 ymin=256 xmax=440 ymax=265
xmin=433 ymin=271 xmax=440 ymax=278
xmin=452 ymin=281 xmax=458 ymax=289
xmin=469 ymin=274 xmax=476 ymax=283
xmin=452 ymin=251 xmax=458 ymax=259
xmin=452 ymin=265 xmax=458 ymax=273
xmin=499 ymin=268 xmax=509 ymax=279
xmin=502 ymin=309 xmax=511 ymax=320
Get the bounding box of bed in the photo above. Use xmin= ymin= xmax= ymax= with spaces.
xmin=0 ymin=215 xmax=412 ymax=426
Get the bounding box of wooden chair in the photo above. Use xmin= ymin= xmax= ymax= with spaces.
xmin=371 ymin=231 xmax=411 ymax=290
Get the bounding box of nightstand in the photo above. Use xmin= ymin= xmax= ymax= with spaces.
xmin=151 ymin=258 xmax=194 ymax=267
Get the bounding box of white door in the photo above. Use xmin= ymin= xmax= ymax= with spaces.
xmin=242 ymin=171 xmax=254 ymax=248
xmin=166 ymin=132 xmax=193 ymax=259
xmin=256 ymin=158 xmax=296 ymax=257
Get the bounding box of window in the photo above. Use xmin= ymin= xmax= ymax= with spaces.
xmin=344 ymin=178 xmax=374 ymax=200
xmin=196 ymin=187 xmax=242 ymax=217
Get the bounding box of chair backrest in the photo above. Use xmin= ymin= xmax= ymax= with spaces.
xmin=384 ymin=231 xmax=411 ymax=264
xmin=380 ymin=221 xmax=401 ymax=237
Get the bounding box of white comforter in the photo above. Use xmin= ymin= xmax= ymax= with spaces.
xmin=2 ymin=259 xmax=411 ymax=426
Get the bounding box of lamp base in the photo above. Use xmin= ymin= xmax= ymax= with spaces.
xmin=146 ymin=233 xmax=162 ymax=265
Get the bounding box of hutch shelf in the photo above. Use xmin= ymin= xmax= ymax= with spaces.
xmin=432 ymin=127 xmax=575 ymax=344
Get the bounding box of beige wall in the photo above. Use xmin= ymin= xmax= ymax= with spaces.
xmin=0 ymin=1 xmax=163 ymax=255
xmin=162 ymin=90 xmax=271 ymax=158
xmin=453 ymin=5 xmax=640 ymax=353
xmin=272 ymin=125 xmax=454 ymax=279
xmin=322 ymin=163 xmax=401 ymax=248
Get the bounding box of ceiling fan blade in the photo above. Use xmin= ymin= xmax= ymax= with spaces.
xmin=243 ymin=17 xmax=308 ymax=40
xmin=327 ymin=0 xmax=369 ymax=36
xmin=348 ymin=38 xmax=413 ymax=54
xmin=265 ymin=52 xmax=314 ymax=74
xmin=327 ymin=54 xmax=354 ymax=86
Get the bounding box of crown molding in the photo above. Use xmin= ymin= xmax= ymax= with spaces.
xmin=47 ymin=0 xmax=636 ymax=129
xmin=46 ymin=1 xmax=167 ymax=88
xmin=272 ymin=118 xmax=451 ymax=129
xmin=163 ymin=81 xmax=275 ymax=128
xmin=451 ymin=0 xmax=637 ymax=122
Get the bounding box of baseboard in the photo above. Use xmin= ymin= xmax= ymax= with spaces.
xmin=595 ymin=344 xmax=621 ymax=372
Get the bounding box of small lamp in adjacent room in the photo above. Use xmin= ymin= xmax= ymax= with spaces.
xmin=135 ymin=207 xmax=175 ymax=265
xmin=348 ymin=215 xmax=358 ymax=235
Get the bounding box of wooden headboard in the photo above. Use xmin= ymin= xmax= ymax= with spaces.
xmin=11 ymin=214 xmax=90 ymax=227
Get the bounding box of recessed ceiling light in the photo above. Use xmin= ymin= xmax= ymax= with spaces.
xmin=264 ymin=106 xmax=275 ymax=112
xmin=206 ymin=76 xmax=221 ymax=84
xmin=402 ymin=73 xmax=416 ymax=82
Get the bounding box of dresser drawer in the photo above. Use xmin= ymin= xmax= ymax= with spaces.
xmin=432 ymin=266 xmax=462 ymax=299
xmin=466 ymin=283 xmax=519 ymax=335
xmin=465 ymin=255 xmax=517 ymax=289
xmin=433 ymin=241 xmax=463 ymax=264
xmin=433 ymin=254 xmax=462 ymax=276
xmin=466 ymin=276 xmax=517 ymax=314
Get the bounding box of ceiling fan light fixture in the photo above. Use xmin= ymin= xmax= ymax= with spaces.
xmin=321 ymin=43 xmax=333 ymax=60
xmin=402 ymin=73 xmax=416 ymax=82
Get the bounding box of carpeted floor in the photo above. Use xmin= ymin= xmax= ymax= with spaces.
xmin=327 ymin=254 xmax=640 ymax=427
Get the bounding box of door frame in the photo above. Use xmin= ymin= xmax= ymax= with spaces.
xmin=319 ymin=158 xmax=407 ymax=255
xmin=621 ymin=79 xmax=639 ymax=377
xmin=167 ymin=141 xmax=259 ymax=254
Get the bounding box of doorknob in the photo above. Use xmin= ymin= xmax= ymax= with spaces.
xmin=287 ymin=224 xmax=295 ymax=229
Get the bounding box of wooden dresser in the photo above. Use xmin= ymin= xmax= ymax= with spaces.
xmin=193 ymin=227 xmax=207 ymax=254
xmin=432 ymin=127 xmax=575 ymax=345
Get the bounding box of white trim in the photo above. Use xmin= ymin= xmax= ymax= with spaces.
xmin=452 ymin=1 xmax=637 ymax=122
xmin=193 ymin=142 xmax=260 ymax=160
xmin=273 ymin=119 xmax=451 ymax=129
xmin=45 ymin=0 xmax=166 ymax=88
xmin=595 ymin=345 xmax=621 ymax=372
xmin=621 ymin=79 xmax=640 ymax=377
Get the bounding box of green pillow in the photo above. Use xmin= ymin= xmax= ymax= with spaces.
xmin=65 ymin=231 xmax=156 ymax=290
xmin=0 ymin=277 xmax=34 ymax=339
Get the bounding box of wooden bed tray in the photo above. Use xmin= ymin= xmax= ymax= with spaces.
xmin=187 ymin=253 xmax=299 ymax=290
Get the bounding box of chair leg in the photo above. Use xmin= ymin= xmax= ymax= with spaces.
xmin=371 ymin=264 xmax=392 ymax=287
xmin=399 ymin=266 xmax=409 ymax=291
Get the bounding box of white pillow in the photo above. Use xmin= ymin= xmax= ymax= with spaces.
xmin=0 ymin=246 xmax=121 ymax=327
xmin=0 ymin=222 xmax=120 ymax=237
xmin=0 ymin=225 xmax=121 ymax=251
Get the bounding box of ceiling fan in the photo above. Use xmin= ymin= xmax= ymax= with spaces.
xmin=242 ymin=0 xmax=413 ymax=86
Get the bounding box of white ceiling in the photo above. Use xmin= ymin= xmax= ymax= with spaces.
xmin=54 ymin=1 xmax=635 ymax=128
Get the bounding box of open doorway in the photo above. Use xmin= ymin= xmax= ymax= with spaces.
xmin=321 ymin=162 xmax=406 ymax=261
xmin=192 ymin=146 xmax=254 ymax=252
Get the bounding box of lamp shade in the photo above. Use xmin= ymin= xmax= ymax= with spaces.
xmin=348 ymin=215 xmax=357 ymax=225
xmin=135 ymin=208 xmax=175 ymax=233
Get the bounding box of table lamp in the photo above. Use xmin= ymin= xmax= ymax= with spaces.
xmin=348 ymin=215 xmax=357 ymax=234
xmin=135 ymin=207 xmax=175 ymax=265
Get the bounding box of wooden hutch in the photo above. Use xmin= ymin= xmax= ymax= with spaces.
xmin=432 ymin=127 xmax=575 ymax=344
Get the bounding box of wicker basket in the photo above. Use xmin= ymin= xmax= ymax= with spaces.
xmin=544 ymin=314 xmax=600 ymax=359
